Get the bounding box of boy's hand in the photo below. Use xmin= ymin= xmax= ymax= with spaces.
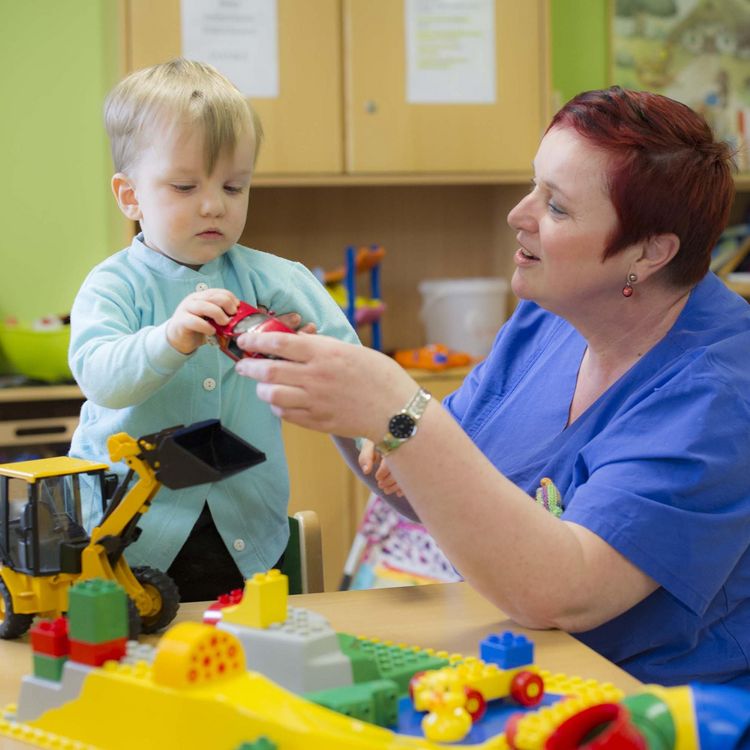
xmin=167 ymin=289 xmax=239 ymax=354
xmin=358 ymin=439 xmax=405 ymax=497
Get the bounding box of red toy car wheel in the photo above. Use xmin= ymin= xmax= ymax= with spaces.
xmin=510 ymin=670 xmax=544 ymax=707
xmin=463 ymin=687 xmax=487 ymax=722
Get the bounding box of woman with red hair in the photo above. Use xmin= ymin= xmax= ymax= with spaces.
xmin=236 ymin=87 xmax=750 ymax=689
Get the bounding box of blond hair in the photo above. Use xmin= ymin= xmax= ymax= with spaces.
xmin=104 ymin=58 xmax=263 ymax=174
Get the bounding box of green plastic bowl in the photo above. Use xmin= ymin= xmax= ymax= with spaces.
xmin=0 ymin=324 xmax=73 ymax=382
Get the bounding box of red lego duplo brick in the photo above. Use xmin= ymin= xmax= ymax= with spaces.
xmin=30 ymin=617 xmax=70 ymax=657
xmin=203 ymin=588 xmax=244 ymax=625
xmin=69 ymin=637 xmax=127 ymax=666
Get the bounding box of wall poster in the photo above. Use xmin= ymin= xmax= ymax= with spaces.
xmin=610 ymin=0 xmax=750 ymax=169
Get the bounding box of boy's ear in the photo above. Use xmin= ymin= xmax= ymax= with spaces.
xmin=111 ymin=173 xmax=142 ymax=221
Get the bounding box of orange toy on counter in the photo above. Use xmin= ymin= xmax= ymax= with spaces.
xmin=394 ymin=344 xmax=474 ymax=371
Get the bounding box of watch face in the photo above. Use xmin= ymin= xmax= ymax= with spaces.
xmin=389 ymin=412 xmax=417 ymax=439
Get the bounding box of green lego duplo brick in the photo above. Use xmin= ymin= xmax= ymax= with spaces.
xmin=337 ymin=633 xmax=451 ymax=694
xmin=369 ymin=679 xmax=400 ymax=727
xmin=67 ymin=579 xmax=128 ymax=643
xmin=234 ymin=738 xmax=277 ymax=750
xmin=304 ymin=679 xmax=399 ymax=728
xmin=305 ymin=683 xmax=375 ymax=724
xmin=33 ymin=652 xmax=67 ymax=682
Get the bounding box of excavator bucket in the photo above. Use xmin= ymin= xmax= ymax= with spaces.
xmin=137 ymin=420 xmax=266 ymax=490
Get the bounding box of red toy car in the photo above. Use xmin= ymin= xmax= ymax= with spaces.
xmin=209 ymin=301 xmax=295 ymax=360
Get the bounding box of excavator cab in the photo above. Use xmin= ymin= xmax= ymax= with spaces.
xmin=0 ymin=458 xmax=110 ymax=577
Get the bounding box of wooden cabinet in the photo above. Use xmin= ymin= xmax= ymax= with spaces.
xmin=125 ymin=0 xmax=344 ymax=175
xmin=122 ymin=0 xmax=548 ymax=177
xmin=345 ymin=0 xmax=547 ymax=173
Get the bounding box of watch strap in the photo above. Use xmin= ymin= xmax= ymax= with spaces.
xmin=375 ymin=387 xmax=432 ymax=456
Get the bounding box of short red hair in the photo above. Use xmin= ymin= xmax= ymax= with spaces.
xmin=548 ymin=86 xmax=736 ymax=287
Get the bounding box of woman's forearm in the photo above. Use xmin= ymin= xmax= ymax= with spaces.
xmin=384 ymin=399 xmax=657 ymax=631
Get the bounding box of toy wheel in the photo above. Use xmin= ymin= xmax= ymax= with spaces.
xmin=132 ymin=566 xmax=180 ymax=634
xmin=463 ymin=687 xmax=487 ymax=722
xmin=510 ymin=670 xmax=544 ymax=707
xmin=126 ymin=597 xmax=141 ymax=640
xmin=0 ymin=577 xmax=33 ymax=639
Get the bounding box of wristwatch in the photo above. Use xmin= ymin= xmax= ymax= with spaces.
xmin=375 ymin=388 xmax=432 ymax=456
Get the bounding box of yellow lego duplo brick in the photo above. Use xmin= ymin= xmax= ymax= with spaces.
xmin=221 ymin=569 xmax=289 ymax=629
xmin=152 ymin=622 xmax=245 ymax=689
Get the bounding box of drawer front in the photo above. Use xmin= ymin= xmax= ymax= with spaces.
xmin=0 ymin=416 xmax=79 ymax=447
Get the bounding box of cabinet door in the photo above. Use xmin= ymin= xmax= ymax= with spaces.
xmin=124 ymin=0 xmax=343 ymax=175
xmin=345 ymin=0 xmax=548 ymax=173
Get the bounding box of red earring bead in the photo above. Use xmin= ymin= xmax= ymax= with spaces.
xmin=622 ymin=284 xmax=634 ymax=297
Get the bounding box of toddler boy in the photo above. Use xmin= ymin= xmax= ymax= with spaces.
xmin=69 ymin=59 xmax=358 ymax=601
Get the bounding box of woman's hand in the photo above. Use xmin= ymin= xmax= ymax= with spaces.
xmin=358 ymin=439 xmax=405 ymax=497
xmin=256 ymin=307 xmax=317 ymax=335
xmin=233 ymin=331 xmax=417 ymax=442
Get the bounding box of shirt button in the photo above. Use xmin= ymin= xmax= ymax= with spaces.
xmin=233 ymin=539 xmax=245 ymax=551
xmin=195 ymin=282 xmax=209 ymax=292
xmin=203 ymin=377 xmax=217 ymax=391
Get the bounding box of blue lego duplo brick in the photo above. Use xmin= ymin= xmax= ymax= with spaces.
xmin=480 ymin=631 xmax=533 ymax=669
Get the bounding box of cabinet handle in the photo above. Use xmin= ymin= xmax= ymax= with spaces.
xmin=16 ymin=425 xmax=68 ymax=437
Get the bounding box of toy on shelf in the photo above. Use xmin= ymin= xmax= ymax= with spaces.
xmin=2 ymin=569 xmax=750 ymax=749
xmin=315 ymin=245 xmax=386 ymax=350
xmin=394 ymin=343 xmax=474 ymax=372
xmin=0 ymin=420 xmax=265 ymax=640
xmin=208 ymin=301 xmax=296 ymax=360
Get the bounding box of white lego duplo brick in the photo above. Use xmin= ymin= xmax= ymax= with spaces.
xmin=219 ymin=606 xmax=353 ymax=693
xmin=15 ymin=661 xmax=92 ymax=722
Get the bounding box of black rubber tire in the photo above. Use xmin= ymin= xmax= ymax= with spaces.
xmin=0 ymin=577 xmax=34 ymax=640
xmin=131 ymin=566 xmax=180 ymax=634
xmin=127 ymin=597 xmax=142 ymax=640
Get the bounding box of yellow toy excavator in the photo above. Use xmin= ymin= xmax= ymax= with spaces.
xmin=0 ymin=420 xmax=265 ymax=639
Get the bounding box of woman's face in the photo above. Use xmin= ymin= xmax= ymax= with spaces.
xmin=507 ymin=126 xmax=630 ymax=318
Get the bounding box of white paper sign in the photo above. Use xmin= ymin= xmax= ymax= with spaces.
xmin=406 ymin=0 xmax=496 ymax=104
xmin=181 ymin=0 xmax=279 ymax=98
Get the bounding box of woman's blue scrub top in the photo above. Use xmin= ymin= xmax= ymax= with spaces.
xmin=444 ymin=272 xmax=750 ymax=687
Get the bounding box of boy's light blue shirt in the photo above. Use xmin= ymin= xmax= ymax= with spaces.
xmin=69 ymin=234 xmax=358 ymax=576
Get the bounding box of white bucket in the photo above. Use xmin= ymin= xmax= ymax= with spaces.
xmin=418 ymin=277 xmax=509 ymax=358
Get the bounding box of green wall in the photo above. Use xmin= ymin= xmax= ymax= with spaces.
xmin=0 ymin=0 xmax=122 ymax=326
xmin=550 ymin=0 xmax=609 ymax=107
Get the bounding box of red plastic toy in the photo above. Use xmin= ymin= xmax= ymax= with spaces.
xmin=209 ymin=301 xmax=295 ymax=360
